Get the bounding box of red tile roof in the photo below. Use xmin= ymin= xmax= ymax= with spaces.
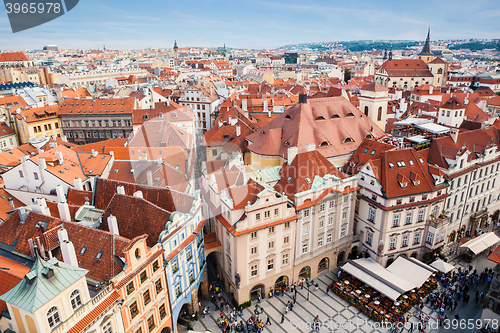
xmin=59 ymin=98 xmax=134 ymax=115
xmin=66 ymin=291 xmax=120 ymax=333
xmin=275 ymin=150 xmax=346 ymax=199
xmin=133 ymin=101 xmax=183 ymax=126
xmin=487 ymin=244 xmax=500 ymax=264
xmin=0 ymin=52 xmax=31 ymax=62
xmin=345 ymin=138 xmax=396 ymax=174
xmin=246 ymin=96 xmax=385 ymax=160
xmin=228 ymin=179 xmax=264 ymax=210
xmin=67 ymin=188 xmax=93 ymax=206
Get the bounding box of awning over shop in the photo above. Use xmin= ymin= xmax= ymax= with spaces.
xmin=386 ymin=256 xmax=437 ymax=288
xmin=430 ymin=260 xmax=455 ymax=274
xmin=415 ymin=123 xmax=450 ymax=135
xmin=406 ymin=135 xmax=429 ymax=144
xmin=341 ymin=258 xmax=415 ymax=301
xmin=460 ymin=232 xmax=500 ymax=255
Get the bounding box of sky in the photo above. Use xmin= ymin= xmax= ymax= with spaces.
xmin=0 ymin=0 xmax=499 ymax=50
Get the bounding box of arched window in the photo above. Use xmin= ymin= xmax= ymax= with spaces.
xmin=47 ymin=307 xmax=61 ymax=328
xmin=437 ymin=68 xmax=443 ymax=74
xmin=70 ymin=290 xmax=82 ymax=310
xmin=364 ymin=106 xmax=369 ymax=116
xmin=343 ymin=138 xmax=354 ymax=143
xmin=377 ymin=106 xmax=383 ymax=121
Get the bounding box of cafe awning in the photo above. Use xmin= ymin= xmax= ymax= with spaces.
xmin=341 ymin=258 xmax=414 ymax=301
xmin=460 ymin=232 xmax=500 ymax=255
xmin=430 ymin=260 xmax=455 ymax=274
xmin=386 ymin=256 xmax=437 ymax=288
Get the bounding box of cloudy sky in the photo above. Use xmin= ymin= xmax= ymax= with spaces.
xmin=0 ymin=0 xmax=498 ymax=50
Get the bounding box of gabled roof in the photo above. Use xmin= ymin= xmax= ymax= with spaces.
xmin=246 ymin=96 xmax=385 ymax=160
xmin=345 ymin=138 xmax=396 ymax=174
xmin=0 ymin=52 xmax=31 ymax=62
xmin=440 ymin=96 xmax=465 ymax=110
xmin=127 ymin=119 xmax=192 ymax=149
xmin=0 ymin=257 xmax=30 ymax=314
xmin=0 ymin=255 xmax=87 ymax=312
xmin=361 ymin=82 xmax=389 ymax=92
xmin=274 ymin=150 xmax=346 ymax=199
xmin=228 ymin=179 xmax=265 ymax=210
xmin=59 ymin=98 xmax=135 ymax=116
xmin=370 ymin=148 xmax=442 ymax=198
xmin=94 ymin=178 xmax=194 ymax=214
xmin=132 ymin=101 xmax=183 ymax=126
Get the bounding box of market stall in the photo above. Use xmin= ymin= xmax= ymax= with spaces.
xmin=430 ymin=260 xmax=455 ymax=274
xmin=460 ymin=232 xmax=500 ymax=261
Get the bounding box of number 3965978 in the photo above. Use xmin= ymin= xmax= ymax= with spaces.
xmin=5 ymin=2 xmax=61 ymax=14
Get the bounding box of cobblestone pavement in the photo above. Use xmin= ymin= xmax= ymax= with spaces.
xmin=190 ymin=254 xmax=495 ymax=333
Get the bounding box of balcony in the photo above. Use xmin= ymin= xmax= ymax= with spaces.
xmin=427 ymin=214 xmax=450 ymax=228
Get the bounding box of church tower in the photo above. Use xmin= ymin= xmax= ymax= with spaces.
xmin=173 ymin=40 xmax=179 ymax=57
xmin=418 ymin=28 xmax=435 ymax=64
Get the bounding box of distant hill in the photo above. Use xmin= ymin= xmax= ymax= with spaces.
xmin=450 ymin=41 xmax=500 ymax=51
xmin=276 ymin=40 xmax=420 ymax=51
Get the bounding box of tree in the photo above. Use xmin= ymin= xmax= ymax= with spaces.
xmin=344 ymin=68 xmax=351 ymax=82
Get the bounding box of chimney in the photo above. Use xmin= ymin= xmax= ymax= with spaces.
xmin=450 ymin=128 xmax=459 ymax=144
xmin=49 ymin=141 xmax=57 ymax=149
xmin=58 ymin=229 xmax=78 ymax=267
xmin=133 ymin=190 xmax=143 ymax=198
xmin=263 ymin=99 xmax=268 ymax=112
xmin=299 ymin=87 xmax=307 ymax=104
xmin=147 ymin=170 xmax=153 ymax=186
xmin=236 ymin=124 xmax=241 ymax=137
xmin=464 ymin=93 xmax=469 ymax=105
xmin=58 ymin=202 xmax=72 ymax=221
xmin=73 ymin=178 xmax=83 ymax=190
xmin=38 ymin=157 xmax=47 ymax=170
xmin=56 ymin=185 xmax=66 ymax=203
xmin=92 ymin=150 xmax=98 ymax=158
xmin=429 ymin=85 xmax=433 ymax=95
xmin=157 ymin=157 xmax=163 ymax=166
xmin=8 ymin=197 xmax=15 ymax=211
xmin=242 ymin=98 xmax=248 ymax=112
xmin=107 ymin=215 xmax=119 ymax=235
xmin=54 ymin=151 xmax=63 ymax=164
xmin=287 ymin=147 xmax=298 ymax=165
xmin=117 ymin=186 xmax=125 ymax=195
xmin=305 ymin=143 xmax=316 ymax=152
xmin=28 ymin=238 xmax=35 ymax=257
xmin=61 ymin=135 xmax=67 ymax=142
xmin=31 ymin=198 xmax=51 ymax=216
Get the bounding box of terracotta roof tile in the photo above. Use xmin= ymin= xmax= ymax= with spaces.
xmin=66 ymin=291 xmax=120 ymax=333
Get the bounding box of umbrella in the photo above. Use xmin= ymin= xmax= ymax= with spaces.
xmin=430 ymin=260 xmax=455 ymax=274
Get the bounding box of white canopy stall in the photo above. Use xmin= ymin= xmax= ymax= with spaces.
xmin=430 ymin=260 xmax=455 ymax=274
xmin=460 ymin=232 xmax=500 ymax=255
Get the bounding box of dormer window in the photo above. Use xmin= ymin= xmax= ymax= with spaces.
xmin=363 ymin=148 xmax=369 ymax=153
xmin=315 ymin=116 xmax=325 ymax=120
xmin=388 ymin=163 xmax=394 ymax=168
xmin=343 ymin=138 xmax=354 ymax=143
xmin=396 ymin=161 xmax=405 ymax=167
xmin=400 ymin=182 xmax=407 ymax=188
xmin=319 ymin=141 xmax=330 ymax=147
xmin=370 ymin=150 xmax=375 ymax=155
xmin=414 ymin=180 xmax=420 ymax=186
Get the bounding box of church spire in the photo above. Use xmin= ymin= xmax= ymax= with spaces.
xmin=419 ymin=26 xmax=433 ymax=56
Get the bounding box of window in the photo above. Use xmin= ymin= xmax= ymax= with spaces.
xmin=366 ymin=232 xmax=372 ymax=245
xmin=268 ymin=241 xmax=274 ymax=249
xmin=405 ymin=212 xmax=412 ymax=224
xmin=368 ymin=208 xmax=375 ymax=222
xmin=152 ymin=260 xmax=159 ymax=272
xmin=284 ymin=221 xmax=290 ymax=229
xmin=396 ymin=199 xmax=402 ymax=205
xmin=329 ymin=200 xmax=335 ymax=208
xmin=19 ymin=170 xmax=23 ymax=178
xmin=148 ymin=314 xmax=156 ymax=332
xmin=175 ymin=283 xmax=181 ymax=297
xmin=226 ymin=241 xmax=230 ymax=253
xmin=251 ymin=231 xmax=258 ymax=239
xmin=282 ymin=253 xmax=289 ymax=265
xmin=318 ymin=238 xmax=323 ymax=246
xmin=212 ymin=148 xmax=217 ymax=156
xmin=143 ymin=289 xmax=151 ymax=306
xmin=268 ymin=226 xmax=275 ymax=234
xmin=402 ymin=235 xmax=408 ymax=247
xmin=409 ymin=196 xmax=415 ymax=203
xmin=414 ymin=233 xmax=420 ymax=244
xmin=251 ymin=246 xmax=258 ymax=254
xmin=320 ymin=203 xmax=325 ymax=211
xmin=344 ymin=195 xmax=349 ymax=203
xmin=342 ymin=211 xmax=347 ymax=220
xmin=256 ymin=213 xmax=261 ymax=221
xmin=251 ymin=265 xmax=258 ymax=276
xmin=126 ymin=282 xmax=135 ymax=295
xmin=303 ymin=226 xmax=309 ymax=235
xmin=328 ymin=216 xmax=334 ymax=225
xmin=267 ymin=259 xmax=274 ymax=270
xmin=304 ymin=209 xmax=310 ymax=217
xmin=389 ymin=238 xmax=396 ymax=250
xmin=341 ymin=228 xmax=346 ymax=237
xmin=155 ymin=278 xmax=163 ymax=294
xmin=319 ymin=220 xmax=324 ymax=228
xmin=327 ymin=233 xmax=332 ymax=243
xmin=70 ymin=290 xmax=82 ymax=310
xmin=47 ymin=307 xmax=61 ymax=328
xmin=302 ymin=243 xmax=308 ymax=253
xmin=103 ymin=322 xmax=113 ymax=333
xmin=393 ymin=214 xmax=400 ymax=227
xmin=264 ymin=211 xmax=270 ymax=218
xmin=34 ymin=172 xmax=39 ymax=180
xmin=426 ymin=232 xmax=434 ymax=244
xmin=140 ymin=270 xmax=148 ymax=283
xmin=422 ymin=194 xmax=427 ymax=200
xmin=130 ymin=301 xmax=139 ymax=319
xmin=372 ymin=194 xmax=377 ymax=200
xmin=283 ymin=236 xmax=289 ymax=244
xmin=274 ymin=208 xmax=279 ymax=216
xmin=159 ymin=303 xmax=167 ymax=320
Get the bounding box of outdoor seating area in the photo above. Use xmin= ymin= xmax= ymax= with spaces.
xmin=329 ymin=272 xmax=438 ymax=322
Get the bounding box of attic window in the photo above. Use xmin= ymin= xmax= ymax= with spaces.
xmin=315 ymin=116 xmax=325 ymax=120
xmin=419 ymin=158 xmax=424 ymax=164
xmin=409 ymin=160 xmax=414 ymax=166
xmin=261 ymin=131 xmax=265 ymax=134
xmin=155 ymin=177 xmax=160 ymax=182
xmin=96 ymin=251 xmax=103 ymax=261
xmin=331 ymin=114 xmax=340 ymax=118
xmin=396 ymin=161 xmax=405 ymax=167
xmin=80 ymin=246 xmax=87 ymax=255
xmin=346 ymin=112 xmax=354 ymax=117
xmin=363 ymin=148 xmax=369 ymax=153
xmin=388 ymin=163 xmax=394 ymax=168
xmin=144 ymin=115 xmax=149 ymax=120
xmin=414 ymin=180 xmax=420 ymax=186
xmin=365 ymin=134 xmax=374 ymax=139
xmin=343 ymin=138 xmax=354 ymax=143
xmin=285 ymin=115 xmax=291 ymax=119
xmin=113 ymin=169 xmax=118 ymax=173
xmin=370 ymin=150 xmax=375 ymax=155
xmin=284 ymin=141 xmax=290 ymax=145
xmin=400 ymin=182 xmax=407 ymax=188
xmin=319 ymin=141 xmax=330 ymax=147
xmin=287 ymin=176 xmax=292 ymax=183
xmin=305 ymin=178 xmax=311 ymax=184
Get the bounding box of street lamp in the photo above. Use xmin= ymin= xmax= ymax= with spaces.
xmin=305 ymin=278 xmax=315 ymax=301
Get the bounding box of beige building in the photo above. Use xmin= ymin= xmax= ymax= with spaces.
xmin=12 ymin=104 xmax=62 ymax=144
xmin=358 ymin=82 xmax=390 ymax=132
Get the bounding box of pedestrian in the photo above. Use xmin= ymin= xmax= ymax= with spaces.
xmin=455 ymin=314 xmax=460 ymax=321
xmin=293 ymin=295 xmax=296 ymax=304
xmin=326 ymin=287 xmax=329 ymax=295
xmin=301 ymin=281 xmax=304 ymax=290
xmin=281 ymin=314 xmax=285 ymax=324
xmin=257 ymin=295 xmax=261 ymax=303
xmin=266 ymin=316 xmax=271 ymax=325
